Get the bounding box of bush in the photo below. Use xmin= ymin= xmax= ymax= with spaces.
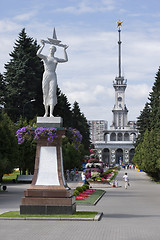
xmin=83 ymin=184 xmax=89 ymax=189
xmin=81 ymin=185 xmax=87 ymax=191
xmin=73 ymin=190 xmax=79 ymax=196
xmin=76 ymin=186 xmax=83 ymax=193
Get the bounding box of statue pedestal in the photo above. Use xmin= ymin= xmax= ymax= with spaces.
xmin=20 ymin=123 xmax=76 ymax=215
xmin=37 ymin=116 xmax=63 ymax=128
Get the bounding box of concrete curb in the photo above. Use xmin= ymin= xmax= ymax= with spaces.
xmin=93 ymin=191 xmax=106 ymax=205
xmin=0 ymin=212 xmax=103 ymax=221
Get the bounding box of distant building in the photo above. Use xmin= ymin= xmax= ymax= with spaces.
xmin=94 ymin=21 xmax=138 ymax=165
xmin=88 ymin=120 xmax=108 ymax=143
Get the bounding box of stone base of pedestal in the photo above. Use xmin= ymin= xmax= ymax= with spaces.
xmin=20 ymin=188 xmax=76 ymax=215
xmin=20 ymin=185 xmax=76 ymax=215
xmin=37 ymin=117 xmax=63 ymax=128
xmin=20 ymin=203 xmax=76 ymax=215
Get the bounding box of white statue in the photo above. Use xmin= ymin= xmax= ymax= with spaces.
xmin=37 ymin=29 xmax=68 ymax=117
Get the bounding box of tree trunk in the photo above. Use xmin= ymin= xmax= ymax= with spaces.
xmin=0 ymin=173 xmax=3 ymax=183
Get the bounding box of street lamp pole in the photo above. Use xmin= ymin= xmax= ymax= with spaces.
xmin=23 ymin=99 xmax=35 ymax=120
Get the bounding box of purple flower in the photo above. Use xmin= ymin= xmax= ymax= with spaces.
xmin=34 ymin=127 xmax=57 ymax=142
xmin=16 ymin=126 xmax=82 ymax=149
xmin=69 ymin=128 xmax=82 ymax=149
xmin=16 ymin=125 xmax=31 ymax=144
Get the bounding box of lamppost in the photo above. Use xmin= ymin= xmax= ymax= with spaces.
xmin=23 ymin=99 xmax=35 ymax=120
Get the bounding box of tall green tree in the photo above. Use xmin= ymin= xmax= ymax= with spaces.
xmin=72 ymin=101 xmax=90 ymax=153
xmin=136 ymin=102 xmax=151 ymax=145
xmin=133 ymin=129 xmax=160 ymax=180
xmin=149 ymin=67 xmax=160 ymax=129
xmin=0 ymin=73 xmax=5 ymax=107
xmin=0 ymin=113 xmax=18 ymax=182
xmin=53 ymin=87 xmax=72 ymax=127
xmin=134 ymin=67 xmax=160 ymax=180
xmin=62 ymin=138 xmax=84 ymax=170
xmin=135 ymin=68 xmax=160 ymax=143
xmin=3 ymin=28 xmax=44 ymax=122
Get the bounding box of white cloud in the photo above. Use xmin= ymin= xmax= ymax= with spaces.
xmin=13 ymin=10 xmax=37 ymax=21
xmin=126 ymin=84 xmax=151 ymax=101
xmin=0 ymin=19 xmax=21 ymax=32
xmin=55 ymin=0 xmax=116 ymax=14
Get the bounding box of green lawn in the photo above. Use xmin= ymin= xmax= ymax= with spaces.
xmin=0 ymin=211 xmax=98 ymax=219
xmin=76 ymin=189 xmax=105 ymax=205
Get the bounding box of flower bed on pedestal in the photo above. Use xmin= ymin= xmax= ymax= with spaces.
xmin=17 ymin=121 xmax=82 ymax=215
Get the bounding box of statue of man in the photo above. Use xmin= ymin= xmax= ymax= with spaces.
xmin=37 ymin=40 xmax=68 ymax=117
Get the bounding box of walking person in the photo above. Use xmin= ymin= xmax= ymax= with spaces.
xmin=123 ymin=172 xmax=129 ymax=189
xmin=81 ymin=171 xmax=86 ymax=185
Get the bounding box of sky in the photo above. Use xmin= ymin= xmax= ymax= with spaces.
xmin=0 ymin=0 xmax=160 ymax=126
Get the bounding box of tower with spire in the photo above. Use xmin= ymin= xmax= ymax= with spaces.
xmin=94 ymin=20 xmax=138 ymax=166
xmin=111 ymin=19 xmax=128 ymax=130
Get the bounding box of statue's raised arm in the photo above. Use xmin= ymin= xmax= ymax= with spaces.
xmin=56 ymin=45 xmax=69 ymax=63
xmin=37 ymin=40 xmax=46 ymax=59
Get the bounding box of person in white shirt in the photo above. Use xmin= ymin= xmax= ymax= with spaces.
xmin=123 ymin=172 xmax=129 ymax=189
xmin=81 ymin=171 xmax=86 ymax=185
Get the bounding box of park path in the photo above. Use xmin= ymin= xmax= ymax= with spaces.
xmin=1 ymin=169 xmax=160 ymax=240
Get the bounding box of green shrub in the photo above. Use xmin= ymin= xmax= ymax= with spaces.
xmin=81 ymin=185 xmax=87 ymax=191
xmin=73 ymin=190 xmax=79 ymax=196
xmin=83 ymin=184 xmax=89 ymax=189
xmin=76 ymin=186 xmax=83 ymax=193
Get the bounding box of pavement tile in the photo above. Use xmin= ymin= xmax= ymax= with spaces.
xmin=1 ymin=170 xmax=160 ymax=240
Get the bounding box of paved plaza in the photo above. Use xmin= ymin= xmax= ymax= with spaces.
xmin=1 ymin=169 xmax=160 ymax=240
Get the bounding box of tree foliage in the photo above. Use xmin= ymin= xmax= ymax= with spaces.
xmin=133 ymin=67 xmax=160 ymax=180
xmin=3 ymin=28 xmax=44 ymax=122
xmin=133 ymin=129 xmax=160 ymax=180
xmin=0 ymin=73 xmax=5 ymax=107
xmin=62 ymin=137 xmax=85 ymax=170
xmin=149 ymin=68 xmax=160 ymax=129
xmin=72 ymin=101 xmax=90 ymax=153
xmin=15 ymin=116 xmax=36 ymax=175
xmin=53 ymin=87 xmax=72 ymax=127
xmin=0 ymin=113 xmax=18 ymax=182
xmin=136 ymin=102 xmax=151 ymax=145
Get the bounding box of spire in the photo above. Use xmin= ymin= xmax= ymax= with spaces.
xmin=53 ymin=28 xmax=57 ymax=40
xmin=117 ymin=20 xmax=123 ymax=78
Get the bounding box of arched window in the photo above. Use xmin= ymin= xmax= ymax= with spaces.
xmin=110 ymin=133 xmax=116 ymax=141
xmin=117 ymin=133 xmax=122 ymax=141
xmin=124 ymin=133 xmax=129 ymax=141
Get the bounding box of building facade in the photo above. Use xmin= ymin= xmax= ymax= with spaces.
xmin=94 ymin=20 xmax=138 ymax=165
xmin=88 ymin=120 xmax=108 ymax=143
